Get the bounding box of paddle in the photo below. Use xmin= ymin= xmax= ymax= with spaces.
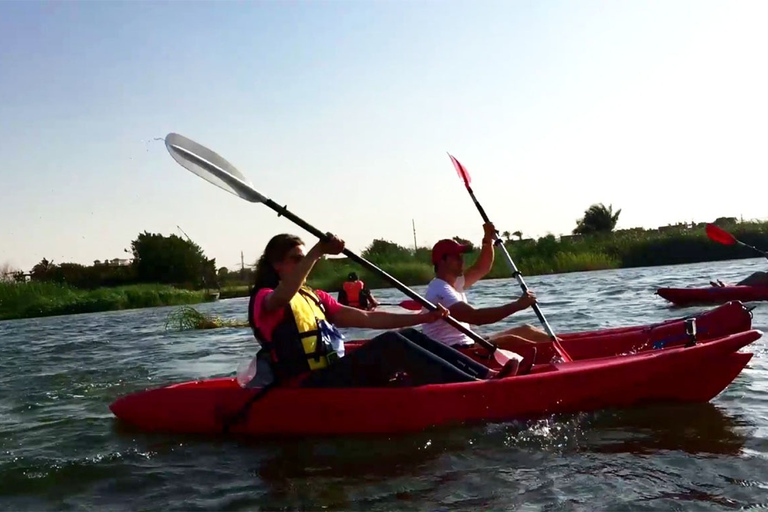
xmin=379 ymin=300 xmax=422 ymax=309
xmin=447 ymin=153 xmax=572 ymax=362
xmin=705 ymin=223 xmax=768 ymax=260
xmin=163 ymin=133 xmax=515 ymax=366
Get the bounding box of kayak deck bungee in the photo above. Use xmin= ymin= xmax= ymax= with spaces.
xmin=657 ymin=286 xmax=768 ymax=306
xmin=110 ymin=325 xmax=760 ymax=436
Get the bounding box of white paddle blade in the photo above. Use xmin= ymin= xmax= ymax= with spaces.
xmin=164 ymin=133 xmax=267 ymax=203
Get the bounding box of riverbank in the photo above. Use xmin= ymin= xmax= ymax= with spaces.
xmin=0 ymin=282 xmax=215 ymax=321
xmin=4 ymin=220 xmax=767 ymax=321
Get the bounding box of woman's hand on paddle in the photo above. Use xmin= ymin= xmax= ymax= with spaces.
xmin=312 ymin=233 xmax=345 ymax=257
xmin=513 ymin=290 xmax=537 ymax=311
xmin=418 ymin=304 xmax=449 ymax=324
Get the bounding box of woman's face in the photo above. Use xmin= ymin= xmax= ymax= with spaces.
xmin=274 ymin=244 xmax=306 ymax=278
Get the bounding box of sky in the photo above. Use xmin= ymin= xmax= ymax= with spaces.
xmin=1 ymin=0 xmax=767 ymax=272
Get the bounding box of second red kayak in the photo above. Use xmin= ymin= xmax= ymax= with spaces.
xmin=657 ymin=286 xmax=768 ymax=306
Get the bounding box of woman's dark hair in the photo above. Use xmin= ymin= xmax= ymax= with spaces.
xmin=252 ymin=234 xmax=304 ymax=293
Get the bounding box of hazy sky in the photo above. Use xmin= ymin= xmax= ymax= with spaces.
xmin=2 ymin=0 xmax=767 ymax=272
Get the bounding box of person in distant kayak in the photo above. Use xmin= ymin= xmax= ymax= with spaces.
xmin=247 ymin=233 xmax=522 ymax=389
xmin=422 ymin=223 xmax=555 ymax=357
xmin=711 ymin=271 xmax=768 ymax=288
xmin=337 ymin=272 xmax=379 ymax=310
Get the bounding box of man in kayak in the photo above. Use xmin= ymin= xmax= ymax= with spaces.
xmin=247 ymin=233 xmax=521 ymax=389
xmin=422 ymin=223 xmax=552 ymax=356
xmin=337 ymin=272 xmax=379 ymax=310
xmin=711 ymin=271 xmax=768 ymax=288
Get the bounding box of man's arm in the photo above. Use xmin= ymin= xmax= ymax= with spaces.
xmin=463 ymin=223 xmax=497 ymax=288
xmin=448 ymin=291 xmax=537 ymax=325
xmin=463 ymin=241 xmax=493 ymax=288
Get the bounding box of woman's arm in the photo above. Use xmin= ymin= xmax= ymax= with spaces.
xmin=263 ymin=236 xmax=344 ymax=312
xmin=330 ymin=304 xmax=447 ymax=329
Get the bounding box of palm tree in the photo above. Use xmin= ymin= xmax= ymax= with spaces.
xmin=573 ymin=203 xmax=622 ymax=235
xmin=512 ymin=230 xmax=523 ymax=241
xmin=501 ymin=230 xmax=511 ymax=242
xmin=31 ymin=258 xmax=56 ymax=280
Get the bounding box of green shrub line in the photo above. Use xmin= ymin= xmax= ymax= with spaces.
xmin=4 ymin=220 xmax=767 ymax=320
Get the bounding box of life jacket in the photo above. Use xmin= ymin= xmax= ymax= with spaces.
xmin=342 ymin=280 xmax=365 ymax=308
xmin=248 ymin=286 xmax=334 ymax=381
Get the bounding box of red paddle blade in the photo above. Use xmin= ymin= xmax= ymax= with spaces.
xmin=447 ymin=153 xmax=471 ymax=187
xmin=705 ymin=223 xmax=737 ymax=245
xmin=398 ymin=300 xmax=423 ymax=311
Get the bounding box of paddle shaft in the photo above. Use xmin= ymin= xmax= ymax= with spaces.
xmin=464 ymin=186 xmax=558 ymax=341
xmin=737 ymin=240 xmax=768 ymax=260
xmin=262 ymin=198 xmax=498 ymax=352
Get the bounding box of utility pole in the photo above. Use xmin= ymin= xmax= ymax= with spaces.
xmin=412 ymin=219 xmax=418 ymax=252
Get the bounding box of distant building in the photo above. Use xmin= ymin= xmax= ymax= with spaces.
xmin=94 ymin=258 xmax=132 ymax=267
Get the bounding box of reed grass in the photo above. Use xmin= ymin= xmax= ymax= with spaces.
xmin=6 ymin=220 xmax=768 ymax=321
xmin=164 ymin=305 xmax=249 ymax=331
xmin=0 ymin=282 xmax=208 ymax=321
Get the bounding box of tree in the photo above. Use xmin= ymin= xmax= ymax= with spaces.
xmin=30 ymin=258 xmax=56 ymax=281
xmin=202 ymin=258 xmax=219 ymax=290
xmin=362 ymin=239 xmax=412 ymax=263
xmin=512 ymin=230 xmax=523 ymax=241
xmin=573 ymin=203 xmax=622 ymax=235
xmin=713 ymin=216 xmax=738 ymax=227
xmin=130 ymin=232 xmax=209 ymax=287
xmin=501 ymin=230 xmax=511 ymax=242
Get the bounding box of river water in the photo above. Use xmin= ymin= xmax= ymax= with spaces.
xmin=2 ymin=258 xmax=768 ymax=511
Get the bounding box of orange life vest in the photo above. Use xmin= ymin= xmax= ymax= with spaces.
xmin=342 ymin=280 xmax=365 ymax=308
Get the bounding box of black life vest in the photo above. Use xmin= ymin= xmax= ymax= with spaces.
xmin=248 ymin=286 xmax=333 ymax=381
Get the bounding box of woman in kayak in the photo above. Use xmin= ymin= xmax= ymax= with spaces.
xmin=248 ymin=233 xmax=519 ymax=389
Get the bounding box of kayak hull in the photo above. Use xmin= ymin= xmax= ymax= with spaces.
xmin=110 ymin=329 xmax=760 ymax=436
xmin=657 ymin=286 xmax=768 ymax=306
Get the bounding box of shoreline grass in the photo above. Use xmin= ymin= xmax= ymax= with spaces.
xmin=0 ymin=282 xmax=212 ymax=321
xmin=5 ymin=220 xmax=768 ymax=321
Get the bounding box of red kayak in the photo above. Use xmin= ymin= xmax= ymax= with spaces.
xmin=110 ymin=302 xmax=758 ymax=437
xmin=535 ymin=300 xmax=752 ymax=362
xmin=657 ymin=286 xmax=768 ymax=306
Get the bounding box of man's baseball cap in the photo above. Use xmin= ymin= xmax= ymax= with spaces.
xmin=431 ymin=239 xmax=471 ymax=265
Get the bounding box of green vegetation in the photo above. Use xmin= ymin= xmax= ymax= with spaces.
xmin=164 ymin=305 xmax=248 ymax=331
xmin=0 ymin=281 xmax=209 ymax=321
xmin=3 ymin=212 xmax=768 ymax=321
xmin=302 ymin=218 xmax=768 ymax=292
xmin=573 ymin=203 xmax=622 ymax=235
